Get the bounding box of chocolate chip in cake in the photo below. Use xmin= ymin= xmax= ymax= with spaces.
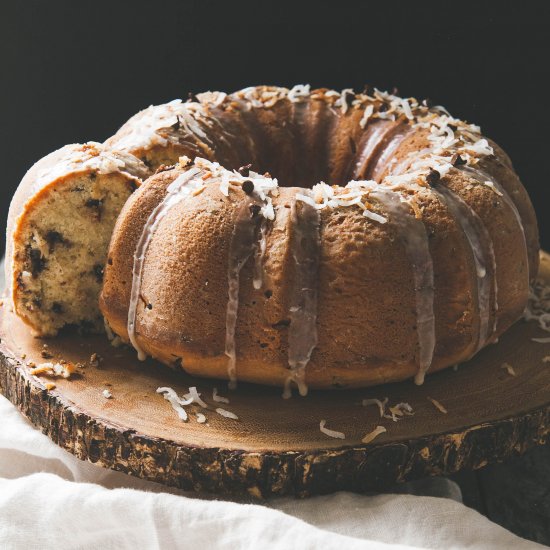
xmin=29 ymin=248 xmax=46 ymax=277
xmin=452 ymin=154 xmax=467 ymax=167
xmin=93 ymin=264 xmax=104 ymax=283
xmin=238 ymin=164 xmax=252 ymax=177
xmin=249 ymin=204 xmax=261 ymax=218
xmin=264 ymin=289 xmax=273 ymax=299
xmin=155 ymin=164 xmax=176 ymax=174
xmin=426 ymin=169 xmax=441 ymax=187
xmin=85 ymin=198 xmax=103 ymax=221
xmin=147 ymin=303 xmax=153 ymax=310
xmin=52 ymin=302 xmax=64 ymax=314
xmin=272 ymin=319 xmax=291 ymax=329
xmin=242 ymin=180 xmax=255 ymax=195
xmin=171 ymin=115 xmax=182 ymax=130
xmin=45 ymin=230 xmax=68 ymax=253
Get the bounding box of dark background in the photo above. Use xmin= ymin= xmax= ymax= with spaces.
xmin=2 ymin=1 xmax=549 ymax=257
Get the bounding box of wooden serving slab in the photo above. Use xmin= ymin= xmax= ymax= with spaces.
xmin=1 ymin=253 xmax=550 ymax=499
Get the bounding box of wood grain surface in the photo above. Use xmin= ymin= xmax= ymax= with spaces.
xmin=1 ymin=252 xmax=549 ymax=498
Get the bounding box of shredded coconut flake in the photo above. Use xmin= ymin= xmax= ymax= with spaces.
xmin=362 ymin=425 xmax=387 ymax=444
xmin=500 ymin=362 xmax=516 ymax=376
xmin=185 ymin=386 xmax=209 ymax=408
xmin=532 ymin=337 xmax=550 ymax=344
xmin=385 ymin=402 xmax=414 ymax=422
xmin=216 ymin=408 xmax=239 ymax=420
xmin=362 ymin=397 xmax=388 ymax=418
xmin=319 ymin=420 xmax=346 ymax=439
xmin=196 ymin=413 xmax=207 ymax=424
xmin=102 ymin=389 xmax=113 ymax=399
xmin=483 ymin=181 xmax=504 ymax=196
xmin=427 ymin=397 xmax=448 ymax=414
xmin=157 ymin=387 xmax=190 ymax=422
xmin=213 ymin=387 xmax=230 ymax=404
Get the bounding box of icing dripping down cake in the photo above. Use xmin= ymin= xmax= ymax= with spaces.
xmin=6 ymin=86 xmax=539 ymax=393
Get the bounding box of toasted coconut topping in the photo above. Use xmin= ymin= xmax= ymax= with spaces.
xmin=385 ymin=402 xmax=415 ymax=422
xmin=362 ymin=397 xmax=389 ymax=418
xmin=114 ymin=85 xmax=495 ymax=207
xmin=182 ymin=157 xmax=279 ymax=221
xmin=184 ymin=386 xmax=209 ymax=409
xmin=500 ymin=363 xmax=516 ymax=376
xmin=427 ymin=397 xmax=448 ymax=414
xmin=319 ymin=420 xmax=346 ymax=440
xmin=32 ymin=142 xmax=146 ymax=194
xmin=362 ymin=425 xmax=387 ymax=444
xmin=157 ymin=387 xmax=192 ymax=422
xmin=196 ymin=413 xmax=207 ymax=424
xmin=212 ymin=387 xmax=230 ymax=404
xmin=30 ymin=361 xmax=75 ymax=379
xmin=483 ymin=181 xmax=504 ymax=196
xmin=216 ymin=408 xmax=239 ymax=420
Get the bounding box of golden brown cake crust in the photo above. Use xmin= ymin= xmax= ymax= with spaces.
xmin=99 ymin=86 xmax=538 ymax=390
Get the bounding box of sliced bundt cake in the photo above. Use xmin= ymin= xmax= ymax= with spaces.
xmin=6 ymin=142 xmax=148 ymax=336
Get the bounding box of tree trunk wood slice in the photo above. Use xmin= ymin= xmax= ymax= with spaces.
xmin=1 ymin=252 xmax=550 ymax=499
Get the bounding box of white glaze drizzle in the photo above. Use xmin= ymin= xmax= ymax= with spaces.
xmin=127 ymin=168 xmax=202 ymax=360
xmin=283 ymin=192 xmax=321 ymax=398
xmin=253 ymin=219 xmax=268 ymax=290
xmin=225 ymin=199 xmax=263 ymax=388
xmin=462 ymin=165 xmax=530 ymax=294
xmin=371 ymin=188 xmax=435 ymax=385
xmin=370 ymin=126 xmax=412 ymax=182
xmin=352 ymin=122 xmax=394 ymax=179
xmin=433 ymin=185 xmax=496 ymax=348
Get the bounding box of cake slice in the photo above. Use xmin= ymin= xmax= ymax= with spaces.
xmin=5 ymin=142 xmax=148 ymax=336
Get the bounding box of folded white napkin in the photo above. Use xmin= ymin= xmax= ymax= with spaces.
xmin=0 ymin=394 xmax=542 ymax=550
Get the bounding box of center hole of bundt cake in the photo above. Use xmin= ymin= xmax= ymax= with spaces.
xmin=230 ymin=118 xmax=402 ymax=189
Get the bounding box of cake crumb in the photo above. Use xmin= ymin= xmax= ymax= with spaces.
xmin=89 ymin=353 xmax=103 ymax=367
xmin=31 ymin=361 xmax=76 ymax=379
xmin=501 ymin=362 xmax=516 ymax=376
xmin=427 ymin=396 xmax=448 ymax=414
xmin=40 ymin=346 xmax=54 ymax=359
xmin=45 ymin=382 xmax=56 ymax=391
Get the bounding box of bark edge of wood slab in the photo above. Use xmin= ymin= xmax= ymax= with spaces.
xmin=1 ymin=252 xmax=549 ymax=499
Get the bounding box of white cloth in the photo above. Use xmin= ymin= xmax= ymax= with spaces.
xmin=0 ymin=395 xmax=543 ymax=550
xmin=0 ymin=260 xmax=542 ymax=549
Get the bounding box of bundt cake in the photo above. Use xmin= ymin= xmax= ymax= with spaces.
xmin=5 ymin=142 xmax=148 ymax=336
xmin=97 ymin=85 xmax=539 ymax=394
